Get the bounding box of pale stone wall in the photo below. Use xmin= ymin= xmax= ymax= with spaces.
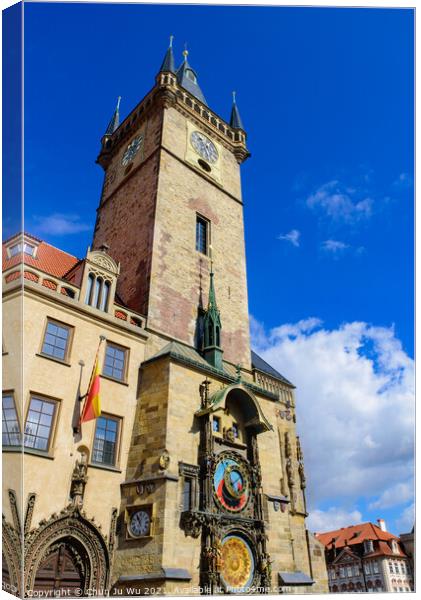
xmin=2 ymin=281 xmax=147 ymax=535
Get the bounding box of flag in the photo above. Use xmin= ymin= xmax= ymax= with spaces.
xmin=80 ymin=353 xmax=101 ymax=423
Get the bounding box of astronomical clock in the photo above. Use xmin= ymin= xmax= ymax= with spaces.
xmin=180 ymin=382 xmax=273 ymax=594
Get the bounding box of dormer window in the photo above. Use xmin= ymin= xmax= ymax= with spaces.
xmin=391 ymin=540 xmax=399 ymax=554
xmin=8 ymin=241 xmax=36 ymax=258
xmin=81 ymin=246 xmax=119 ymax=315
xmin=364 ymin=540 xmax=374 ymax=554
xmin=186 ymin=69 xmax=197 ymax=83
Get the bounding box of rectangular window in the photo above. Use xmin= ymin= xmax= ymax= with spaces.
xmin=182 ymin=478 xmax=192 ymax=511
xmin=339 ymin=568 xmax=345 ymax=578
xmin=24 ymin=396 xmax=57 ymax=451
xmin=41 ymin=319 xmax=72 ymax=361
xmin=347 ymin=566 xmax=353 ymax=577
xmin=103 ymin=342 xmax=127 ymax=381
xmin=389 ymin=562 xmax=394 ymax=574
xmin=9 ymin=243 xmax=21 ymax=257
xmin=354 ymin=565 xmax=359 ymax=576
xmin=2 ymin=394 xmax=21 ymax=446
xmin=9 ymin=242 xmax=35 ymax=257
xmin=213 ymin=416 xmax=221 ymax=432
xmin=373 ymin=562 xmax=379 ymax=574
xmin=196 ymin=215 xmax=209 ymax=255
xmin=364 ymin=563 xmax=371 ymax=575
xmin=92 ymin=415 xmax=120 ymax=466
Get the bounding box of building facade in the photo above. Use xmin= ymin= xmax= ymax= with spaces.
xmin=316 ymin=520 xmax=414 ymax=593
xmin=2 ymin=42 xmax=328 ymax=596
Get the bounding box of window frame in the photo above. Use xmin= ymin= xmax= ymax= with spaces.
xmin=23 ymin=393 xmax=60 ymax=454
xmin=39 ymin=317 xmax=74 ymax=364
xmin=195 ymin=214 xmax=210 ymax=256
xmin=2 ymin=391 xmax=21 ymax=447
xmin=102 ymin=341 xmax=129 ymax=383
xmin=212 ymin=415 xmax=221 ymax=433
xmin=90 ymin=412 xmax=122 ymax=468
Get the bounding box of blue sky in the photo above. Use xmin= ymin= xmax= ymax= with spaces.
xmin=6 ymin=2 xmax=414 ymax=535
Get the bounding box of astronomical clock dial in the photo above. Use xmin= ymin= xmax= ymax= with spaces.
xmin=121 ymin=135 xmax=144 ymax=166
xmin=220 ymin=535 xmax=255 ymax=593
xmin=213 ymin=455 xmax=250 ymax=512
xmin=190 ymin=131 xmax=218 ymax=164
xmin=129 ymin=509 xmax=151 ymax=538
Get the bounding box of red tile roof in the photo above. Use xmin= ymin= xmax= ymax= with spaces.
xmin=3 ymin=233 xmax=79 ymax=280
xmin=316 ymin=522 xmax=399 ymax=549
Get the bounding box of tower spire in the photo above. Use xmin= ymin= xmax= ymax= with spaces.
xmin=202 ymin=248 xmax=223 ymax=370
xmin=176 ymin=45 xmax=207 ymax=106
xmin=230 ymin=90 xmax=245 ymax=130
xmin=159 ymin=35 xmax=175 ymax=73
xmin=104 ymin=96 xmax=121 ymax=137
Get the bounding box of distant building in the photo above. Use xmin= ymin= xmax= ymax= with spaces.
xmin=316 ymin=519 xmax=414 ymax=593
xmin=399 ymin=527 xmax=414 ymax=575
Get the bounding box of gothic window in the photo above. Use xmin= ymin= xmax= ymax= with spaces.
xmin=41 ymin=319 xmax=72 ymax=362
xmin=103 ymin=342 xmax=128 ymax=382
xmin=182 ymin=478 xmax=192 ymax=511
xmin=2 ymin=393 xmax=21 ymax=446
xmin=92 ymin=415 xmax=120 ymax=466
xmin=24 ymin=396 xmax=57 ymax=451
xmin=208 ymin=322 xmax=214 ymax=346
xmin=196 ymin=215 xmax=209 ymax=255
xmin=213 ymin=416 xmax=221 ymax=433
xmin=215 ymin=325 xmax=220 ymax=346
xmin=85 ymin=273 xmax=112 ymax=312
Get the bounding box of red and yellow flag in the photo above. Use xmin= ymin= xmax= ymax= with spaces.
xmin=80 ymin=354 xmax=101 ymax=423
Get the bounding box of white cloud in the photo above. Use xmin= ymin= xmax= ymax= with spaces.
xmin=306 ymin=180 xmax=373 ymax=223
xmin=251 ymin=318 xmax=415 ymax=522
xmin=322 ymin=239 xmax=349 ymax=253
xmin=393 ymin=173 xmax=413 ymax=188
xmin=33 ymin=213 xmax=92 ymax=235
xmin=278 ymin=229 xmax=300 ymax=247
xmin=368 ymin=481 xmax=414 ymax=511
xmin=307 ymin=507 xmax=362 ymax=534
xmin=394 ymin=503 xmax=414 ymax=533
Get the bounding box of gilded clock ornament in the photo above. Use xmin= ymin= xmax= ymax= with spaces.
xmin=129 ymin=509 xmax=150 ymax=538
xmin=121 ymin=135 xmax=144 ymax=166
xmin=220 ymin=535 xmax=255 ymax=593
xmin=190 ymin=131 xmax=218 ymax=164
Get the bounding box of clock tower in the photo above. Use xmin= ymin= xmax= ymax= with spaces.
xmin=92 ymin=40 xmax=328 ymax=595
xmin=93 ymin=40 xmax=251 ymax=368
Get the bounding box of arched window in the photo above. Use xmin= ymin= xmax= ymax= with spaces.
xmin=99 ymin=280 xmax=110 ymax=311
xmin=215 ymin=326 xmax=220 ymax=347
xmin=92 ymin=277 xmax=102 ymax=309
xmin=85 ymin=273 xmax=94 ymax=305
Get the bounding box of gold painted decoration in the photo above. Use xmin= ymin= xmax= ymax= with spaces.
xmin=220 ymin=535 xmax=255 ymax=592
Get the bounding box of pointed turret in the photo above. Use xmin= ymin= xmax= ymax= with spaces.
xmin=230 ymin=91 xmax=244 ymax=130
xmin=176 ymin=47 xmax=207 ymax=105
xmin=159 ymin=35 xmax=175 ymax=73
xmin=202 ymin=253 xmax=223 ymax=370
xmin=103 ymin=96 xmax=121 ymax=137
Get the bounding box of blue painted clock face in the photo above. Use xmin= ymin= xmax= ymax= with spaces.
xmin=213 ymin=456 xmax=249 ymax=512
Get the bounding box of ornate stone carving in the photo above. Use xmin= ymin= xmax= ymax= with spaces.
xmin=180 ymin=511 xmax=205 ymax=538
xmin=158 ymin=450 xmax=170 ymax=470
xmin=24 ymin=504 xmax=110 ymax=594
xmin=88 ymin=252 xmax=119 ymax=274
xmin=199 ymin=378 xmax=211 ymax=409
xmin=24 ymin=492 xmax=37 ymax=534
xmin=70 ymin=452 xmax=88 ymax=507
xmin=8 ymin=489 xmax=21 ymax=537
xmin=296 ymin=436 xmax=306 ymax=489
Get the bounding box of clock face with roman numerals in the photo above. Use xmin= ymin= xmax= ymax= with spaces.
xmin=129 ymin=510 xmax=151 ymax=537
xmin=121 ymin=135 xmax=144 ymax=166
xmin=190 ymin=131 xmax=218 ymax=164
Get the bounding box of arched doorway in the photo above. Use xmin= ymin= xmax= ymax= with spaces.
xmin=33 ymin=539 xmax=87 ymax=594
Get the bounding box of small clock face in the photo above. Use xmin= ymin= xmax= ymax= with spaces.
xmin=190 ymin=131 xmax=218 ymax=164
xmin=121 ymin=135 xmax=144 ymax=166
xmin=213 ymin=455 xmax=250 ymax=512
xmin=129 ymin=510 xmax=150 ymax=537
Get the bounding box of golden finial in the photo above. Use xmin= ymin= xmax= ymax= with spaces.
xmin=183 ymin=43 xmax=188 ymax=60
